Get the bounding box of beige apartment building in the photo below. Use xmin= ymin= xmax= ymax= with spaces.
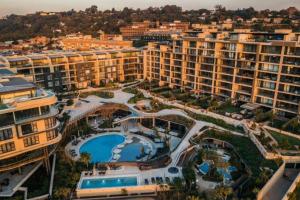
xmin=0 ymin=49 xmax=143 ymax=93
xmin=0 ymin=71 xmax=61 ymax=178
xmin=144 ymin=30 xmax=300 ymax=118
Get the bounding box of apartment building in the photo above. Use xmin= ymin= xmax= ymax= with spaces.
xmin=0 ymin=70 xmax=61 ymax=178
xmin=0 ymin=49 xmax=143 ymax=93
xmin=144 ymin=30 xmax=300 ymax=118
xmin=120 ymin=21 xmax=190 ymax=40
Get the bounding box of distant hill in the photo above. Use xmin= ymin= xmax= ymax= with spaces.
xmin=0 ymin=5 xmax=299 ymax=42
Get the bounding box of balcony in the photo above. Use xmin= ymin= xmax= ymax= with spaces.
xmin=15 ymin=107 xmax=58 ymax=125
xmin=280 ymin=76 xmax=300 ymax=85
xmin=243 ymin=45 xmax=257 ymax=53
xmin=283 ymin=57 xmax=300 ymax=66
xmin=277 ymin=94 xmax=300 ymax=104
xmin=281 ymin=67 xmax=300 ymax=75
xmin=261 ymin=46 xmax=282 ymax=55
xmin=260 ymin=55 xmax=281 ymax=64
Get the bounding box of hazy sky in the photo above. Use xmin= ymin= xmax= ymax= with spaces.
xmin=0 ymin=0 xmax=299 ymax=16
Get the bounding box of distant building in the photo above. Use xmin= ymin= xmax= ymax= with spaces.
xmin=59 ymin=34 xmax=132 ymax=50
xmin=120 ymin=21 xmax=190 ymax=40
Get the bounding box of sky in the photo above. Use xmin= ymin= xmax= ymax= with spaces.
xmin=0 ymin=0 xmax=299 ymax=17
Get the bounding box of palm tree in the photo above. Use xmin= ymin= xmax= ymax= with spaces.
xmin=80 ymin=152 xmax=91 ymax=169
xmin=214 ymin=186 xmax=233 ymax=200
xmin=172 ymin=177 xmax=184 ymax=200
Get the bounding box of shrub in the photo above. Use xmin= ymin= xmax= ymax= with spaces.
xmin=66 ymin=99 xmax=74 ymax=106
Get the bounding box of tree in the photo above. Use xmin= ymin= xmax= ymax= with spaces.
xmin=213 ymin=186 xmax=233 ymax=200
xmin=172 ymin=177 xmax=184 ymax=200
xmin=182 ymin=163 xmax=196 ymax=193
xmin=53 ymin=187 xmax=71 ymax=199
xmin=80 ymin=152 xmax=91 ymax=169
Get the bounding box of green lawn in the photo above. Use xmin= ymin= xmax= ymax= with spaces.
xmin=196 ymin=129 xmax=278 ymax=177
xmin=122 ymin=87 xmax=139 ymax=94
xmin=128 ymin=91 xmax=148 ymax=104
xmin=79 ymin=91 xmax=114 ymax=99
xmin=186 ymin=111 xmax=245 ymax=133
xmin=269 ymin=130 xmax=300 ymax=150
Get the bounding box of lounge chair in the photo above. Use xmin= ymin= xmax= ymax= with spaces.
xmin=151 ymin=177 xmax=156 ymax=184
xmin=144 ymin=179 xmax=149 ymax=185
xmin=156 ymin=177 xmax=161 ymax=183
xmin=165 ymin=177 xmax=170 ymax=184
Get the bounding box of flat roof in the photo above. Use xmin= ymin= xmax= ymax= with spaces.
xmin=6 ymin=57 xmax=29 ymax=62
xmin=0 ymin=68 xmax=15 ymax=76
xmin=0 ymin=77 xmax=36 ymax=93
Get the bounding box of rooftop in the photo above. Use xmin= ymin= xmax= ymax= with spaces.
xmin=0 ymin=77 xmax=35 ymax=94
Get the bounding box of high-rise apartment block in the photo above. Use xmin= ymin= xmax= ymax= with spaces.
xmin=0 ymin=70 xmax=61 ymax=175
xmin=0 ymin=49 xmax=143 ymax=92
xmin=144 ymin=30 xmax=300 ymax=118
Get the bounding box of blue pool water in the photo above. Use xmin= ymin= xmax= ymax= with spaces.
xmin=227 ymin=166 xmax=237 ymax=173
xmin=120 ymin=142 xmax=150 ymax=162
xmin=217 ymin=168 xmax=232 ymax=181
xmin=79 ymin=133 xmax=150 ymax=163
xmin=198 ymin=162 xmax=210 ymax=175
xmin=80 ymin=134 xmax=125 ymax=163
xmin=80 ymin=177 xmax=138 ymax=189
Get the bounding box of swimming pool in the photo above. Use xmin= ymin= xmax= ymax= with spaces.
xmin=80 ymin=176 xmax=138 ymax=189
xmin=198 ymin=162 xmax=210 ymax=175
xmin=79 ymin=133 xmax=151 ymax=163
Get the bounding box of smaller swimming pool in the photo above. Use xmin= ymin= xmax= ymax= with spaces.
xmin=198 ymin=162 xmax=210 ymax=175
xmin=217 ymin=168 xmax=232 ymax=181
xmin=227 ymin=166 xmax=237 ymax=173
xmin=80 ymin=176 xmax=138 ymax=189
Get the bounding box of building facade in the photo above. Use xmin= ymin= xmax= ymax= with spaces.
xmin=144 ymin=30 xmax=300 ymax=118
xmin=0 ymin=73 xmax=61 ymax=175
xmin=0 ymin=49 xmax=143 ymax=93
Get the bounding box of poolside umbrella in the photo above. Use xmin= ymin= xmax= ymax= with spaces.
xmin=125 ymin=139 xmax=133 ymax=144
xmin=92 ymin=164 xmax=97 ymax=176
xmin=113 ymin=148 xmax=122 ymax=154
xmin=117 ymin=144 xmax=125 ymax=148
xmin=113 ymin=154 xmax=121 ymax=160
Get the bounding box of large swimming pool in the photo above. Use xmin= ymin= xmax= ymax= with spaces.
xmin=80 ymin=176 xmax=138 ymax=189
xmin=79 ymin=133 xmax=151 ymax=163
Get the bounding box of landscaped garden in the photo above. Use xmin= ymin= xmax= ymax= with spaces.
xmin=186 ymin=111 xmax=245 ymax=133
xmin=268 ymin=130 xmax=300 ymax=151
xmin=269 ymin=117 xmax=300 ymax=136
xmin=128 ymin=91 xmax=148 ymax=104
xmin=193 ymin=129 xmax=279 ymax=177
xmin=79 ymin=90 xmax=114 ymax=99
xmin=192 ymin=128 xmax=281 ymax=199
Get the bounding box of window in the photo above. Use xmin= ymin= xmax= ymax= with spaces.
xmin=0 ymin=128 xmax=13 ymax=141
xmin=46 ymin=130 xmax=58 ymax=141
xmin=23 ymin=135 xmax=39 ymax=147
xmin=0 ymin=142 xmax=15 ymax=154
xmin=21 ymin=122 xmax=38 ymax=135
xmin=41 ymin=106 xmax=50 ymax=115
xmin=14 ymin=107 xmax=40 ymax=121
xmin=45 ymin=118 xmax=56 ymax=129
xmin=0 ymin=113 xmax=15 ymax=127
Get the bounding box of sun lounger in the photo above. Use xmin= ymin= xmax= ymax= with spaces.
xmin=151 ymin=177 xmax=156 ymax=184
xmin=144 ymin=179 xmax=149 ymax=185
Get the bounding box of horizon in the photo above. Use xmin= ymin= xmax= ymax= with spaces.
xmin=0 ymin=0 xmax=299 ymax=17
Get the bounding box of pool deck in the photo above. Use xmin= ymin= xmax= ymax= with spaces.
xmin=65 ymin=131 xmax=156 ymax=162
xmin=68 ymin=89 xmax=247 ymax=198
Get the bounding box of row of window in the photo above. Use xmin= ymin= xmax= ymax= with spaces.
xmin=23 ymin=135 xmax=39 ymax=147
xmin=0 ymin=142 xmax=15 ymax=154
xmin=0 ymin=128 xmax=13 ymax=141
